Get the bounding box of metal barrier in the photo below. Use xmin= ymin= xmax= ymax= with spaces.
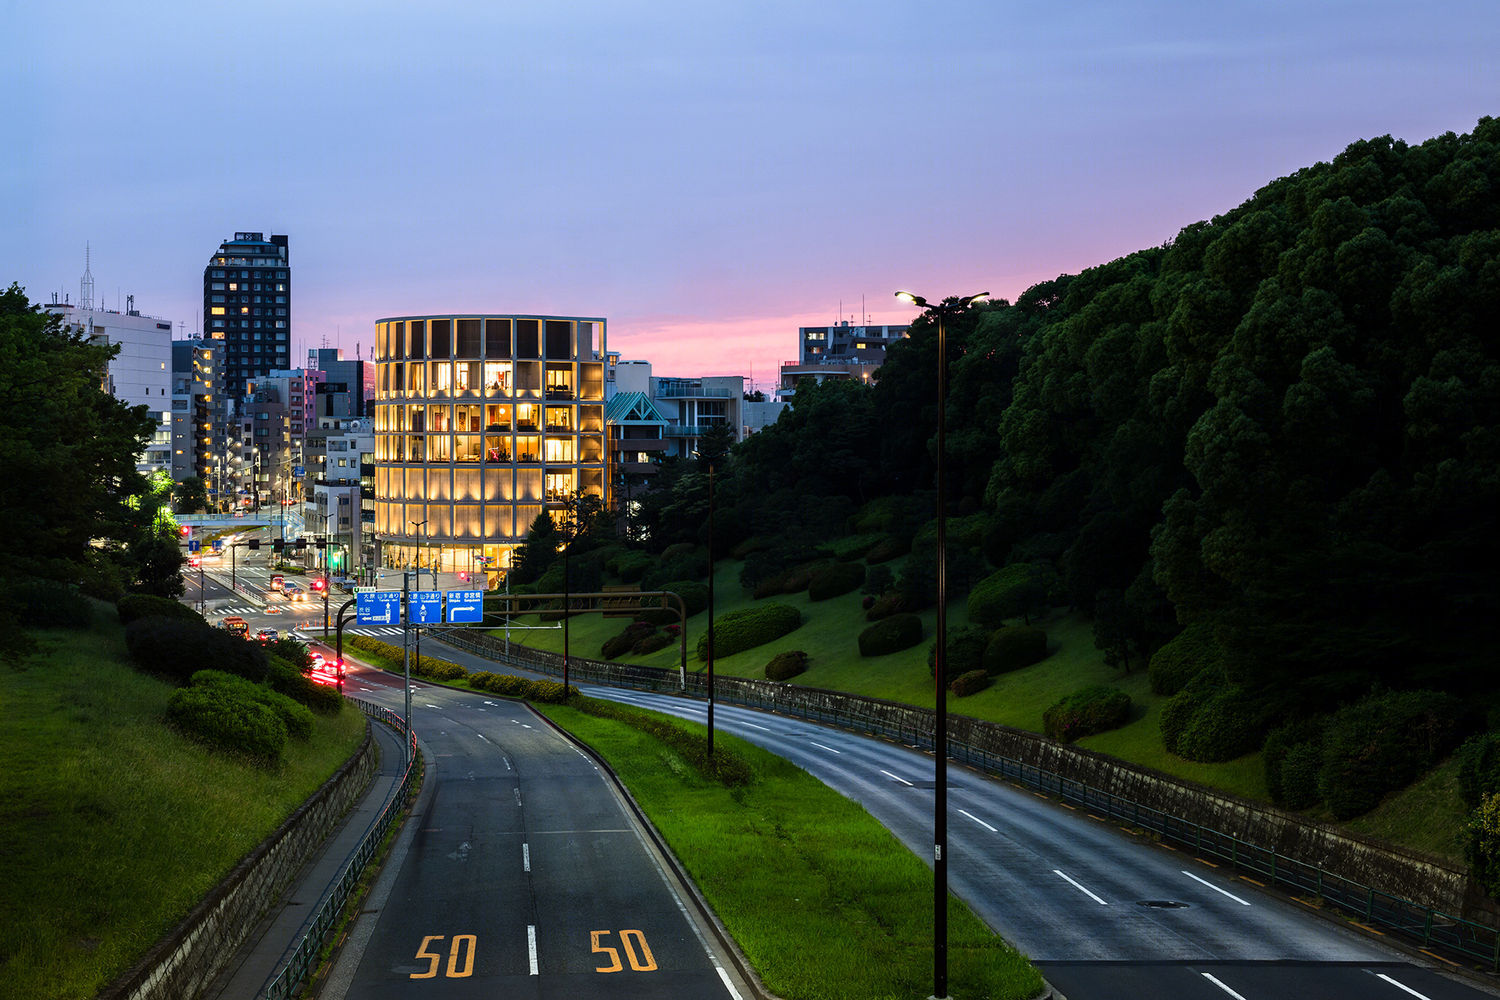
xmin=261 ymin=700 xmax=418 ymax=999
xmin=433 ymin=628 xmax=1500 ymax=971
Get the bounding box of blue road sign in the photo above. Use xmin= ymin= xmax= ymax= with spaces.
xmin=213 ymin=540 xmax=224 ymax=551
xmin=411 ymin=591 xmax=443 ymax=625
xmin=446 ymin=590 xmax=484 ymax=624
xmin=188 ymin=539 xmax=201 ymax=552
xmin=356 ymin=591 xmax=401 ymax=626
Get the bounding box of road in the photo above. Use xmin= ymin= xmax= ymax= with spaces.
xmin=321 ymin=631 xmax=1497 ymax=1000
xmin=314 ymin=663 xmax=752 ymax=999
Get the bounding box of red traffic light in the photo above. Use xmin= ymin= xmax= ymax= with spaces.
xmin=311 ymin=578 xmax=327 ymax=592
xmin=180 ymin=525 xmax=192 ymax=537
xmin=189 ymin=557 xmax=201 ymax=568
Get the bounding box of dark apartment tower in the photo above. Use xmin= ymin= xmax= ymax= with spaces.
xmin=204 ymin=232 xmax=290 ymax=395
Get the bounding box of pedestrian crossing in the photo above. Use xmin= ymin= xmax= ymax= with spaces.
xmin=215 ymin=606 xmax=260 ymax=617
xmin=345 ymin=626 xmax=406 ymax=638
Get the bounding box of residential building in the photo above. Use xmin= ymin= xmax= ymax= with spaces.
xmin=308 ymin=347 xmax=375 ymax=418
xmin=305 ymin=416 xmax=374 ymax=584
xmin=46 ymin=296 xmax=175 ymax=476
xmin=204 ymin=232 xmax=290 ymax=395
xmin=612 ymin=360 xmax=743 ymax=460
xmin=372 ymin=313 xmax=608 ymax=585
xmin=170 ymin=339 xmax=224 ymax=489
xmin=778 ymin=319 xmax=910 ymax=399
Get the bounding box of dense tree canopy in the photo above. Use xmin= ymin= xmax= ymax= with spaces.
xmin=0 ymin=284 xmax=167 ymax=660
xmin=638 ymin=118 xmax=1499 ymax=734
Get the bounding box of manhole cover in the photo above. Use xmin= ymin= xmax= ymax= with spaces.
xmin=1137 ymin=900 xmax=1190 ymax=909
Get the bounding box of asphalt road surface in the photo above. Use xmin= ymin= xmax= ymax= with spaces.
xmin=318 ymin=666 xmax=750 ymax=1000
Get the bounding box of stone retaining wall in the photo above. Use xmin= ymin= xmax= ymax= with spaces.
xmin=97 ymin=721 xmax=376 ymax=1000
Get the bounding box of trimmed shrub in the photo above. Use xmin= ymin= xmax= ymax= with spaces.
xmin=1175 ymin=686 xmax=1261 ymax=762
xmin=1279 ymin=742 xmax=1324 ymax=811
xmin=636 ymin=580 xmax=709 ymax=625
xmin=927 ymin=625 xmax=992 ymax=678
xmin=1148 ymin=623 xmax=1220 ymax=695
xmin=1043 ymin=686 xmax=1131 ymax=742
xmin=467 ymin=671 xmax=578 ymax=703
xmin=779 ymin=560 xmax=830 ymax=595
xmin=267 ymin=657 xmax=344 ymax=715
xmin=118 ymin=593 xmax=203 ymax=626
xmin=821 ymin=534 xmax=883 ymax=562
xmin=864 ymin=591 xmax=910 ymax=621
xmin=807 ymin=562 xmax=865 ymax=601
xmin=166 ymin=685 xmax=287 ymax=764
xmin=660 ymin=542 xmax=698 ymax=562
xmin=189 ymin=669 xmax=315 ymax=740
xmin=949 ymin=669 xmax=991 ymax=698
xmin=858 ymin=614 xmax=923 ymax=657
xmin=967 ymin=563 xmax=1047 ymax=627
xmin=765 ymin=650 xmax=808 ymax=681
xmin=1263 ymin=717 xmax=1324 ymax=805
xmin=125 ymin=616 xmax=269 ymax=685
xmin=267 ymin=636 xmax=312 ymax=671
xmin=753 ymin=572 xmax=790 ymax=599
xmin=611 ymin=551 xmax=656 ymax=584
xmin=15 ymin=579 xmax=93 ymax=628
xmin=643 ymin=551 xmax=710 ymax=590
xmin=864 ymin=534 xmax=910 ymax=564
xmin=862 ymin=563 xmax=895 ymax=597
xmin=340 ymin=635 xmax=469 ymax=683
xmin=1318 ymin=689 xmax=1470 ymax=820
xmin=981 ymin=626 xmax=1048 ymax=675
xmin=730 ymin=536 xmax=775 ymax=559
xmin=1467 ymin=793 xmax=1500 ymax=900
xmin=697 ymin=604 xmax=802 ymax=661
xmin=631 ymin=632 xmax=675 ymax=655
xmin=1458 ymin=733 xmax=1500 ymax=810
xmin=600 ymin=631 xmax=636 ymax=660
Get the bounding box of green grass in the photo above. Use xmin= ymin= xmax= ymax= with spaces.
xmin=536 ymin=701 xmax=1043 ymax=1000
xmin=1341 ymin=753 xmax=1469 ymax=863
xmin=0 ymin=614 xmax=368 ymax=1000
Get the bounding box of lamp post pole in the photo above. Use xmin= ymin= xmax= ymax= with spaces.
xmin=410 ymin=518 xmax=428 ymax=672
xmin=562 ymin=496 xmax=572 ymax=694
xmin=896 ymin=289 xmax=988 ymax=1000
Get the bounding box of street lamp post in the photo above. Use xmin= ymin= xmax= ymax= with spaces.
xmin=694 ymin=449 xmax=727 ymax=756
xmin=895 ymin=289 xmax=988 ymax=1000
xmin=561 ymin=496 xmax=573 ymax=694
xmin=410 ymin=518 xmax=428 ymax=673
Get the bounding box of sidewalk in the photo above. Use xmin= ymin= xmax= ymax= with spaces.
xmin=204 ymin=715 xmax=409 ymax=999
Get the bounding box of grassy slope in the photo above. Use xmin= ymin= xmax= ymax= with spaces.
xmin=0 ymin=615 xmax=367 ymax=1000
xmin=499 ymin=555 xmax=1466 ymax=862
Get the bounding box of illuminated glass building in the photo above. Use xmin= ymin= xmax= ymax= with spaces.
xmin=373 ymin=314 xmax=607 ymax=584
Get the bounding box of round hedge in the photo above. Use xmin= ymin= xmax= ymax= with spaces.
xmin=1147 ymin=622 xmax=1221 ymax=695
xmin=864 ymin=591 xmax=910 ymax=622
xmin=807 ymin=562 xmax=866 ymax=601
xmin=928 ymin=625 xmax=992 ymax=678
xmin=267 ymin=657 xmax=344 ymax=715
xmin=765 ymin=650 xmax=808 ymax=681
xmin=1279 ymin=742 xmax=1324 ymax=810
xmin=864 ymin=534 xmax=910 ymax=564
xmin=949 ymin=669 xmax=991 ymax=698
xmin=125 ymin=616 xmax=268 ymax=685
xmin=981 ymin=626 xmax=1048 ymax=675
xmin=16 ymin=578 xmax=93 ymax=628
xmin=1317 ymin=689 xmax=1468 ymax=820
xmin=1174 ymin=687 xmax=1260 ymax=762
xmin=631 ymin=632 xmax=676 ymax=655
xmin=697 ymin=603 xmax=802 ymax=661
xmin=858 ymin=613 xmax=923 ymax=657
xmin=967 ymin=564 xmax=1042 ymax=628
xmin=118 ymin=593 xmax=204 ymax=626
xmin=166 ymin=685 xmax=287 ymax=763
xmin=1042 ymin=685 xmax=1131 ymax=742
xmin=189 ymin=669 xmax=315 ymax=740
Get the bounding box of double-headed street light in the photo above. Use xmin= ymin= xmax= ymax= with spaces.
xmin=895 ymin=289 xmax=988 ymax=1000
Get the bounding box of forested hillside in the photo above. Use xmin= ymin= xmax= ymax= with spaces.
xmin=599 ymin=119 xmax=1499 ymax=830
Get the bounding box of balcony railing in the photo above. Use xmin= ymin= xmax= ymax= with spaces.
xmin=654 ymin=385 xmax=732 ymax=398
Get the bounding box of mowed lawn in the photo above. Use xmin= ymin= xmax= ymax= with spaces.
xmin=0 ymin=614 xmax=367 ymax=1000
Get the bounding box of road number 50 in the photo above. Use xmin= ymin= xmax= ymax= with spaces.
xmin=591 ymin=929 xmax=657 ymax=972
xmin=410 ymin=934 xmax=476 ymax=978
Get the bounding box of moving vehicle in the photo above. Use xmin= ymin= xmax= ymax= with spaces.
xmin=255 ymin=627 xmax=279 ymax=643
xmin=223 ymin=616 xmax=249 ymax=637
xmin=269 ymin=574 xmax=284 ymax=591
xmin=282 ymin=583 xmax=305 ymax=602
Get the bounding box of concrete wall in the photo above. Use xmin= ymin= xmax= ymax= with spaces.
xmin=97 ymin=722 xmax=377 ymax=1000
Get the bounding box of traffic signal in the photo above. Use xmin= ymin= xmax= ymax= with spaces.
xmin=330 ymin=549 xmax=342 ymax=569
xmin=296 ymin=539 xmax=307 ymax=550
xmin=311 ymin=578 xmax=327 ymax=593
xmin=180 ymin=525 xmax=192 ymax=538
xmin=249 ymin=539 xmax=260 ymax=550
xmin=189 ymin=557 xmax=200 ymax=568
xmin=315 ymin=538 xmax=327 ymax=549
xmin=272 ymin=540 xmax=285 ymax=552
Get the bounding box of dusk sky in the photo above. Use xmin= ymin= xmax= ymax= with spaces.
xmin=5 ymin=2 xmax=1495 ymax=392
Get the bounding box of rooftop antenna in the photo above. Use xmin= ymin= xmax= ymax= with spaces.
xmin=80 ymin=243 xmax=94 ymax=311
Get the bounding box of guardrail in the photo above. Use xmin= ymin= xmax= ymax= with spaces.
xmin=432 ymin=627 xmax=1500 ymax=971
xmin=261 ymin=700 xmax=418 ymax=999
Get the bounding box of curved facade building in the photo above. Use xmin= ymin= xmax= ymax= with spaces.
xmin=373 ymin=314 xmax=607 ymax=585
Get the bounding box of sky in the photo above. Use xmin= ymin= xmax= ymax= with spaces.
xmin=3 ymin=1 xmax=1496 ymax=393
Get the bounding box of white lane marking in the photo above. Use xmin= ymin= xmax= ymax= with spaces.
xmin=810 ymin=742 xmax=841 ymax=754
xmin=484 ymin=700 xmax=496 ymax=705
xmin=717 ymin=964 xmax=744 ymax=1000
xmin=1201 ymin=972 xmax=1248 ymax=999
xmin=959 ymin=809 xmax=997 ymax=832
xmin=426 ymin=704 xmax=440 ymax=708
xmin=881 ymin=769 xmax=914 ymax=786
xmin=740 ymin=721 xmax=771 ymax=731
xmin=527 ymin=925 xmax=538 ymax=975
xmin=504 ymin=757 xmax=512 ymax=770
xmin=477 ymin=734 xmax=488 ymax=742
xmin=1377 ymin=974 xmax=1433 ymax=999
xmin=514 ymin=788 xmax=522 ymax=807
xmin=1053 ymin=869 xmax=1108 ymax=905
xmin=1181 ymin=869 xmax=1252 ymax=906
xmin=523 ymin=843 xmax=531 ymax=872
xmin=522 ymin=724 xmax=532 ymax=729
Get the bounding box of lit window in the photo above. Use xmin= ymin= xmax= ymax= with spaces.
xmin=210 ymin=307 xmax=225 ymax=315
